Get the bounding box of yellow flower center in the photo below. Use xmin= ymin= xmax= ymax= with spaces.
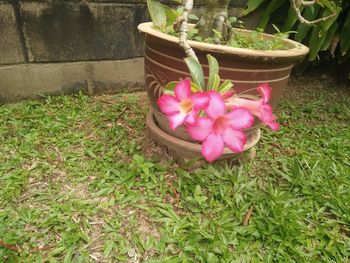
xmin=180 ymin=99 xmax=193 ymax=115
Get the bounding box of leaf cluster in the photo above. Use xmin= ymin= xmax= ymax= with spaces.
xmin=164 ymin=55 xmax=234 ymax=96
xmin=243 ymin=0 xmax=350 ymax=62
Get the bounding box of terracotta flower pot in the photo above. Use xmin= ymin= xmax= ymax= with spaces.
xmin=138 ymin=22 xmax=309 ymax=160
xmin=146 ymin=111 xmax=260 ymax=161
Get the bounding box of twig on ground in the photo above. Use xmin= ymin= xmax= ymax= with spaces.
xmin=172 ymin=188 xmax=180 ymax=199
xmin=0 ymin=239 xmax=54 ymax=252
xmin=165 ymin=175 xmax=180 ymax=200
xmin=0 ymin=240 xmax=20 ymax=252
xmin=243 ymin=205 xmax=254 ymax=226
xmin=32 ymin=245 xmax=55 ymax=252
xmin=115 ymin=107 xmax=129 ymax=121
xmin=94 ymin=98 xmax=115 ymax=105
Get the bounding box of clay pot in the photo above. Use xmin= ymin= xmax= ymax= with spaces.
xmin=138 ymin=22 xmax=309 ymax=160
xmin=147 ymin=111 xmax=260 ymax=161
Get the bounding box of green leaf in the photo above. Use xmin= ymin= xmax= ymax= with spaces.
xmin=190 ymin=82 xmax=202 ymax=92
xmin=104 ymin=240 xmax=115 ymax=256
xmin=308 ymin=26 xmax=326 ymax=61
xmin=164 ymin=81 xmax=178 ymax=95
xmin=207 ymin=54 xmax=219 ymax=90
xmin=161 ymin=4 xmax=179 ymax=26
xmin=75 ymin=254 xmax=86 ymax=263
xmin=320 ymin=22 xmax=338 ymax=51
xmin=319 ymin=6 xmax=341 ymax=37
xmin=147 ymin=0 xmax=166 ymax=28
xmin=194 ymin=185 xmax=202 ymax=196
xmin=207 ymin=54 xmax=219 ymax=78
xmin=188 ymin=28 xmax=199 ymax=39
xmin=63 ymin=247 xmax=74 ymax=263
xmin=212 ymin=29 xmax=222 ymax=40
xmin=317 ymin=0 xmax=337 ymax=11
xmin=208 ymin=74 xmax=220 ymax=91
xmin=184 ymin=57 xmax=205 ymax=90
xmin=340 ymin=11 xmax=350 ymax=55
xmin=243 ymin=0 xmax=267 ymax=16
xmin=295 ymin=5 xmax=320 ymax=43
xmin=207 ymin=252 xmax=219 ymax=263
xmin=158 ymin=207 xmax=179 ymax=221
xmin=188 ymin=14 xmax=199 ymax=21
xmin=282 ymin=5 xmax=305 ymax=32
xmin=308 ymin=7 xmax=340 ymax=60
xmin=50 ymin=247 xmax=66 ymax=256
xmin=176 ymin=6 xmax=184 ymax=15
xmin=272 ymin=24 xmax=280 ymax=33
xmin=218 ymin=80 xmax=234 ymax=94
xmin=257 ymin=0 xmax=285 ymax=30
xmin=229 ymin=16 xmax=237 ymax=24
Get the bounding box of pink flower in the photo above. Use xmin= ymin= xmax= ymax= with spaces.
xmin=157 ymin=79 xmax=210 ymax=130
xmin=186 ymin=92 xmax=254 ymax=162
xmin=227 ymin=84 xmax=279 ymax=131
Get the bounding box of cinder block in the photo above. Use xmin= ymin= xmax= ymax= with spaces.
xmin=0 ymin=3 xmax=24 ymax=64
xmin=91 ymin=58 xmax=144 ymax=93
xmin=20 ymin=2 xmax=149 ymax=62
xmin=0 ymin=58 xmax=144 ymax=102
xmin=0 ymin=62 xmax=88 ymax=101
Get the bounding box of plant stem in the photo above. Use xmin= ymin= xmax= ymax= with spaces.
xmin=176 ymin=0 xmax=198 ymax=61
xmin=196 ymin=0 xmax=230 ymax=42
xmin=290 ymin=0 xmax=337 ymax=26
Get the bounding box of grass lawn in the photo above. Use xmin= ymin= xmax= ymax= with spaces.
xmin=0 ymin=75 xmax=349 ymax=262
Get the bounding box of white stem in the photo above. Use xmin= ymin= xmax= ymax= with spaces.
xmin=176 ymin=0 xmax=198 ymax=61
xmin=300 ymin=0 xmax=316 ymax=6
xmin=290 ymin=0 xmax=337 ymax=26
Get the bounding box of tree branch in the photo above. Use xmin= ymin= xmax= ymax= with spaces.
xmin=290 ymin=0 xmax=337 ymax=26
xmin=174 ymin=0 xmax=198 ymax=61
xmin=300 ymin=0 xmax=316 ymax=6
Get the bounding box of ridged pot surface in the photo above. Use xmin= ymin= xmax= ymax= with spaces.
xmin=138 ymin=22 xmax=309 ymax=140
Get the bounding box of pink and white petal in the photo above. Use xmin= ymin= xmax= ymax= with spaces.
xmin=202 ymin=133 xmax=224 ymax=162
xmin=222 ymin=127 xmax=246 ymax=153
xmin=257 ymin=83 xmax=271 ymax=103
xmin=225 ymin=108 xmax=255 ymax=130
xmin=191 ymin=92 xmax=210 ymax=110
xmin=186 ymin=117 xmax=212 ymax=141
xmin=168 ymin=113 xmax=186 ymax=130
xmin=258 ymin=104 xmax=275 ymax=122
xmin=257 ymin=104 xmax=279 ymax=131
xmin=205 ymin=91 xmax=226 ymax=119
xmin=184 ymin=111 xmax=197 ymax=124
xmin=266 ymin=121 xmax=280 ymax=131
xmin=222 ymin=90 xmax=235 ymax=100
xmin=227 ymin=97 xmax=262 ymax=116
xmin=157 ymin=95 xmax=180 ymax=115
xmin=175 ymin=79 xmax=191 ymax=100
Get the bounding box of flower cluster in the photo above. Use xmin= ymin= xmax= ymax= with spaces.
xmin=157 ymin=79 xmax=279 ymax=162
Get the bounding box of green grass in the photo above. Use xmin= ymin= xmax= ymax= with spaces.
xmin=0 ymin=76 xmax=349 ymax=262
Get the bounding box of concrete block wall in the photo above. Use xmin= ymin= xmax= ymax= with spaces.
xmin=0 ymin=2 xmax=25 ymax=64
xmin=0 ymin=0 xmax=248 ymax=102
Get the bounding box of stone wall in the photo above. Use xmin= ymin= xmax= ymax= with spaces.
xmin=0 ymin=0 xmax=249 ymax=101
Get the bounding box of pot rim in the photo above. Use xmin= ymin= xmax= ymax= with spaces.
xmin=138 ymin=22 xmax=309 ymax=60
